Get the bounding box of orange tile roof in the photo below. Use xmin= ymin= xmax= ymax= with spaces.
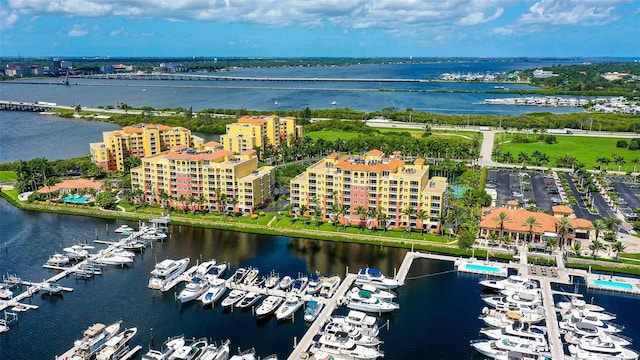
xmin=335 ymin=156 xmax=404 ymax=172
xmin=480 ymin=207 xmax=593 ymax=233
xmin=414 ymin=158 xmax=425 ymax=165
xmin=327 ymin=152 xmax=340 ymax=160
xmin=38 ymin=178 xmax=102 ymax=193
xmin=552 ymin=205 xmax=573 ymax=214
xmin=366 ymin=149 xmax=384 ymax=156
xmin=507 ymin=200 xmax=519 ymax=206
xmin=204 ymin=141 xmax=221 ymax=147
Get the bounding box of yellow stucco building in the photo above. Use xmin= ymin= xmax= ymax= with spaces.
xmin=290 ymin=150 xmax=447 ymax=231
xmin=130 ymin=142 xmax=274 ymax=214
xmin=220 ymin=115 xmax=303 ymax=154
xmin=90 ymin=124 xmax=202 ymax=171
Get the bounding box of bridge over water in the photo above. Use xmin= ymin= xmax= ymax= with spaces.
xmin=76 ymin=73 xmax=429 ymax=83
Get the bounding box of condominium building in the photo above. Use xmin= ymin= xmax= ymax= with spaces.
xmin=289 ymin=150 xmax=448 ymax=231
xmin=90 ymin=123 xmax=202 ymax=171
xmin=131 ymin=142 xmax=275 ymax=214
xmin=220 ymin=115 xmax=303 ymax=154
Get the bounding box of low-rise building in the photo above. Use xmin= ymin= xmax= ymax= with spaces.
xmin=131 ymin=143 xmax=275 ymax=214
xmin=290 ymin=150 xmax=447 ymax=231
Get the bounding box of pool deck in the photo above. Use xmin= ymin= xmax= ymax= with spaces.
xmin=585 ymin=273 xmax=640 ymax=295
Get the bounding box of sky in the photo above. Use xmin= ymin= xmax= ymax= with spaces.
xmin=1 ymin=0 xmax=639 ymax=58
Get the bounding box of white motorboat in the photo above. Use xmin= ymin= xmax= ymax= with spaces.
xmin=561 ymin=310 xmax=623 ymax=333
xmin=264 ymin=271 xmax=280 ymax=289
xmin=253 ymin=275 xmax=266 ymax=288
xmin=306 ymin=272 xmax=324 ymax=295
xmin=120 ymin=240 xmax=146 ymax=252
xmin=47 ymin=253 xmax=70 ymax=266
xmin=255 ymin=295 xmax=283 ymax=317
xmin=561 ymin=308 xmax=616 ymax=322
xmin=471 ymin=337 xmax=548 ymax=359
xmin=479 ymin=275 xmax=537 ymax=292
xmin=278 ymin=275 xmax=294 ymax=290
xmin=480 ymin=321 xmax=547 ymax=344
xmin=221 ymin=289 xmax=246 ymax=308
xmin=292 ymin=276 xmax=308 ymax=294
xmin=0 ymin=284 xmax=13 ymax=300
xmin=275 ymin=295 xmax=303 ymax=320
xmin=243 ymin=268 xmax=259 ymax=285
xmin=321 ymin=321 xmax=382 ymax=347
xmin=201 ymin=278 xmax=227 ymax=306
xmin=480 ymin=306 xmax=546 ymax=327
xmin=355 ymin=267 xmax=399 ymax=289
xmin=344 ymin=296 xmax=399 ymax=313
xmin=231 ymin=267 xmax=248 ymax=283
xmin=148 ymin=258 xmax=190 ymax=291
xmin=565 ymin=331 xmax=633 ymax=347
xmin=319 ymin=276 xmax=340 ymax=298
xmin=311 ymin=331 xmax=383 ymax=360
xmin=141 ymin=336 xmax=185 ymax=360
xmin=168 ymin=338 xmax=208 ymax=360
xmin=0 ymin=319 xmax=9 ymax=333
xmin=568 ymin=335 xmax=639 ymax=360
xmin=114 ymin=224 xmax=134 ymax=233
xmin=204 ymin=263 xmax=227 ymax=282
xmin=63 ymin=245 xmax=90 ymax=260
xmin=178 ymin=276 xmax=208 ymax=303
xmin=141 ymin=231 xmax=167 ymax=241
xmin=236 ymin=291 xmax=262 ymax=309
xmin=304 ymin=299 xmax=324 ymax=322
xmin=60 ymin=321 xmax=122 ymax=360
xmin=484 ymin=290 xmax=542 ymax=309
xmin=111 ymin=248 xmax=136 ymax=258
xmin=330 ymin=310 xmax=379 ymax=337
xmin=39 ymin=282 xmax=63 ymax=295
xmin=229 ymin=347 xmax=256 ymax=360
xmin=557 ymin=297 xmax=605 ymax=313
xmin=198 ymin=339 xmax=230 ymax=360
xmin=348 ymin=287 xmax=395 ymax=303
xmin=94 ymin=252 xmax=134 ymax=266
xmin=96 ymin=327 xmax=137 ymax=360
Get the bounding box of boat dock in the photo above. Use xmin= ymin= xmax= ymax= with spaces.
xmin=540 ymin=279 xmax=564 ymax=360
xmin=286 ymin=274 xmax=356 ymax=360
xmin=119 ymin=345 xmax=143 ymax=360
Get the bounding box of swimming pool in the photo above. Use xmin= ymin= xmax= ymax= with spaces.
xmin=62 ymin=195 xmax=89 ymax=204
xmin=593 ymin=279 xmax=634 ymax=290
xmin=465 ymin=263 xmax=502 ymax=273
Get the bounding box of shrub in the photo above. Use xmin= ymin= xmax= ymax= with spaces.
xmin=258 ymin=211 xmax=266 ymax=217
xmin=616 ymin=139 xmax=629 ymax=148
xmin=251 ymin=214 xmax=259 ymax=220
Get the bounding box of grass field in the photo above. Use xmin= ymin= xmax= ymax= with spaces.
xmin=306 ymin=130 xmax=359 ymax=141
xmin=0 ymin=171 xmax=17 ymax=183
xmin=497 ymin=135 xmax=640 ymax=171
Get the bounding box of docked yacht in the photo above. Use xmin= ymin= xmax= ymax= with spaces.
xmin=59 ymin=321 xmax=122 ymax=360
xmin=168 ymin=338 xmax=208 ymax=360
xmin=94 ymin=252 xmax=134 ymax=266
xmin=275 ymin=295 xmax=303 ymax=320
xmin=141 ymin=336 xmax=185 ymax=360
xmin=236 ymin=291 xmax=262 ymax=309
xmin=0 ymin=284 xmax=13 ymax=300
xmin=483 ymin=290 xmax=542 ymax=309
xmin=561 ymin=308 xmax=616 ymax=322
xmin=148 ymin=258 xmax=190 ymax=291
xmin=204 ymin=263 xmax=227 ymax=282
xmin=321 ymin=321 xmax=382 ymax=347
xmin=568 ymin=335 xmax=639 ymax=360
xmin=471 ymin=337 xmax=548 ymax=359
xmin=560 ymin=310 xmax=623 ymax=333
xmin=480 ymin=321 xmax=547 ymax=344
xmin=264 ymin=271 xmax=280 ymax=289
xmin=255 ymin=295 xmax=284 ymax=317
xmin=565 ymin=332 xmax=632 ymax=347
xmin=231 ymin=267 xmax=248 ymax=283
xmin=63 ymin=245 xmax=90 ymax=260
xmin=95 ymin=327 xmax=137 ymax=360
xmin=479 ymin=307 xmax=545 ymax=327
xmin=292 ymin=276 xmax=309 ymax=294
xmin=221 ymin=289 xmax=247 ymax=308
xmin=201 ymin=278 xmax=227 ymax=306
xmin=304 ymin=299 xmax=324 ymax=322
xmin=311 ymin=331 xmax=383 ymax=360
xmin=479 ymin=275 xmax=537 ymax=292
xmin=198 ymin=339 xmax=230 ymax=360
xmin=278 ymin=275 xmax=294 ymax=290
xmin=229 ymin=347 xmax=256 ymax=360
xmin=345 ymin=296 xmax=399 ymax=313
xmin=557 ymin=297 xmax=605 ymax=313
xmin=355 ymin=267 xmax=399 ymax=289
xmin=306 ymin=273 xmax=324 ymax=295
xmin=319 ymin=276 xmax=341 ymax=298
xmin=141 ymin=231 xmax=167 ymax=241
xmin=348 ymin=287 xmax=395 ymax=303
xmin=330 ymin=310 xmax=379 ymax=337
xmin=114 ymin=224 xmax=134 ymax=233
xmin=47 ymin=253 xmax=70 ymax=266
xmin=178 ymin=276 xmax=208 ymax=303
xmin=243 ymin=268 xmax=259 ymax=285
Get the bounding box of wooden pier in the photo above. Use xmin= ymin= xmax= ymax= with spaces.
xmin=286 ymin=274 xmax=356 ymax=360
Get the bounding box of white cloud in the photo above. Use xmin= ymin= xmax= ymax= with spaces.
xmin=457 ymin=7 xmax=504 ymax=26
xmin=68 ymin=24 xmax=88 ymax=37
xmin=0 ymin=7 xmax=19 ymax=29
xmin=519 ymin=0 xmax=628 ymax=25
xmin=491 ymin=26 xmax=514 ymax=35
xmin=110 ymin=27 xmax=125 ymax=36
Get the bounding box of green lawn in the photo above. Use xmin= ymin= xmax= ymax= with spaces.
xmin=0 ymin=171 xmax=17 ymax=183
xmin=306 ymin=131 xmax=359 ymax=142
xmin=497 ymin=135 xmax=640 ymax=171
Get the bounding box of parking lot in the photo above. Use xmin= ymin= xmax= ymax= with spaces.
xmin=486 ymin=170 xmax=555 ymax=211
xmin=609 ymin=176 xmax=640 ymax=221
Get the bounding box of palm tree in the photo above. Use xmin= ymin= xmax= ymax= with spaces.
xmin=299 ymin=204 xmax=308 ymax=217
xmin=449 ymin=206 xmax=467 ymax=235
xmin=592 ymin=219 xmax=607 ymax=241
xmin=402 ymin=205 xmax=417 ymax=233
xmin=178 ymin=194 xmax=187 ymax=213
xmin=611 ymin=241 xmax=627 ymax=260
xmin=555 ymin=217 xmax=573 ymax=250
xmin=493 ymin=211 xmax=510 ymax=239
xmin=589 ymin=239 xmax=605 ymax=259
xmin=198 ymin=194 xmax=207 ymax=214
xmin=571 ymin=241 xmax=582 ymax=255
xmin=367 ymin=207 xmax=378 ymax=232
xmin=188 ymin=195 xmax=197 ymax=214
xmin=416 ymin=209 xmax=429 ymax=235
xmin=378 ymin=210 xmax=390 ymax=233
xmin=545 ymin=237 xmax=558 ymax=253
xmin=158 ymin=189 xmax=170 ymax=209
xmin=522 ymin=216 xmax=541 ymax=243
xmin=355 ymin=205 xmax=367 ymax=229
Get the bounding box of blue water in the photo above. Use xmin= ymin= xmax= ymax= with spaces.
xmin=1 ymin=197 xmax=639 ymax=359
xmin=593 ymin=279 xmax=634 ymax=290
xmin=62 ymin=195 xmax=89 ymax=203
